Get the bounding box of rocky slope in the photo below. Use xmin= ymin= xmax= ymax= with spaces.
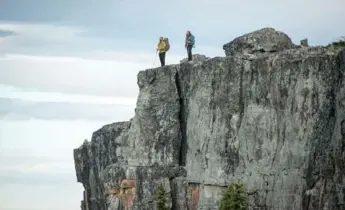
xmin=73 ymin=28 xmax=345 ymax=210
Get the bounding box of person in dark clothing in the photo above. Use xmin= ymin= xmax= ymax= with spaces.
xmin=185 ymin=30 xmax=195 ymax=61
xmin=159 ymin=51 xmax=165 ymax=67
xmin=156 ymin=37 xmax=167 ymax=66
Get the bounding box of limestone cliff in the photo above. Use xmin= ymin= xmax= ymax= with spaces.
xmin=73 ymin=28 xmax=345 ymax=210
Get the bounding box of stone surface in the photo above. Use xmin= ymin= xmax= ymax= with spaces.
xmin=301 ymin=39 xmax=309 ymax=47
xmin=74 ymin=28 xmax=345 ymax=210
xmin=127 ymin=67 xmax=182 ymax=166
xmin=223 ymin=27 xmax=295 ymax=56
xmin=180 ymin=54 xmax=210 ymax=64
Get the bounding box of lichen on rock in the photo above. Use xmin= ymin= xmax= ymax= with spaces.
xmin=73 ymin=27 xmax=345 ymax=210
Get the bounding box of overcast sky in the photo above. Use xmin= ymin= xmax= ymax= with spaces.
xmin=0 ymin=0 xmax=344 ymax=210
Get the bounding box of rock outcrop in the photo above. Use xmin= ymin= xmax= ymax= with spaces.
xmin=180 ymin=54 xmax=210 ymax=64
xmin=223 ymin=27 xmax=296 ymax=56
xmin=73 ymin=28 xmax=345 ymax=210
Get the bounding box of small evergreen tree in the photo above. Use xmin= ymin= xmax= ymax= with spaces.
xmin=156 ymin=183 xmax=167 ymax=210
xmin=219 ymin=181 xmax=247 ymax=210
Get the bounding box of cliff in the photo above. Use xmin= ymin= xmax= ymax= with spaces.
xmin=73 ymin=28 xmax=345 ymax=210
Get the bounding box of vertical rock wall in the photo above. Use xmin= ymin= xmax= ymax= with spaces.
xmin=74 ymin=28 xmax=345 ymax=210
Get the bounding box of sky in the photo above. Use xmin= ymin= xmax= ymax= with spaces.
xmin=0 ymin=0 xmax=344 ymax=210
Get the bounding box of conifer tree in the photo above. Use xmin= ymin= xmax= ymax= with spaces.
xmin=156 ymin=183 xmax=167 ymax=210
xmin=219 ymin=182 xmax=247 ymax=210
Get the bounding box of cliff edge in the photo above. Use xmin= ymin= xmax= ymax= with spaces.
xmin=73 ymin=27 xmax=345 ymax=210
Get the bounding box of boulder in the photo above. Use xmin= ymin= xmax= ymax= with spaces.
xmin=223 ymin=27 xmax=295 ymax=56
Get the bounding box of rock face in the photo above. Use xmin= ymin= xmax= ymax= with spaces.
xmin=73 ymin=28 xmax=345 ymax=210
xmin=223 ymin=27 xmax=296 ymax=56
xmin=180 ymin=54 xmax=210 ymax=64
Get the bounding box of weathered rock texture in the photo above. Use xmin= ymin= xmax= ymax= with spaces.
xmin=74 ymin=28 xmax=345 ymax=210
xmin=180 ymin=54 xmax=210 ymax=64
xmin=223 ymin=27 xmax=296 ymax=57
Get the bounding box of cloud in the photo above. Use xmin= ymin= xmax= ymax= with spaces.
xmin=0 ymin=156 xmax=77 ymax=187
xmin=0 ymin=156 xmax=81 ymax=209
xmin=0 ymin=53 xmax=188 ymax=97
xmin=1 ymin=0 xmax=344 ymax=58
xmin=0 ymin=119 xmax=103 ymax=210
xmin=0 ymin=119 xmax=109 ymax=154
xmin=0 ymin=21 xmax=160 ymax=56
xmin=0 ymin=119 xmax=104 ymax=205
xmin=0 ymin=0 xmax=118 ymax=24
xmin=0 ymin=21 xmax=82 ymax=42
xmin=0 ymin=84 xmax=137 ymax=105
xmin=0 ymin=184 xmax=83 ymax=210
xmin=0 ymin=21 xmax=86 ymax=55
xmin=0 ymin=84 xmax=137 ymax=121
xmin=0 ymin=155 xmax=71 ymax=168
xmin=0 ymin=21 xmax=213 ymax=56
xmin=0 ymin=29 xmax=16 ymax=37
xmin=0 ymin=97 xmax=135 ymax=121
xmin=0 ymin=167 xmax=75 ymax=186
xmin=0 ymin=54 xmax=146 ymax=97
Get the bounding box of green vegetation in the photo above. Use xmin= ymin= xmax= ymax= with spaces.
xmin=329 ymin=36 xmax=345 ymax=48
xmin=219 ymin=181 xmax=248 ymax=210
xmin=156 ymin=183 xmax=167 ymax=210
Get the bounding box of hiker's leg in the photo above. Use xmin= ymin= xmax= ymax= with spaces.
xmin=190 ymin=47 xmax=193 ymax=61
xmin=187 ymin=46 xmax=192 ymax=61
xmin=162 ymin=52 xmax=166 ymax=66
xmin=159 ymin=52 xmax=164 ymax=66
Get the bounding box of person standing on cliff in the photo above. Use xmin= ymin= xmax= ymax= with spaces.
xmin=185 ymin=30 xmax=195 ymax=61
xmin=156 ymin=37 xmax=167 ymax=67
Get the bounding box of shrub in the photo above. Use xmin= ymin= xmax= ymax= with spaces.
xmin=329 ymin=36 xmax=345 ymax=48
xmin=219 ymin=181 xmax=248 ymax=210
xmin=156 ymin=183 xmax=167 ymax=210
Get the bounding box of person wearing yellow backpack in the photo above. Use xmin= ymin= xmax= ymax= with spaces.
xmin=156 ymin=37 xmax=170 ymax=67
